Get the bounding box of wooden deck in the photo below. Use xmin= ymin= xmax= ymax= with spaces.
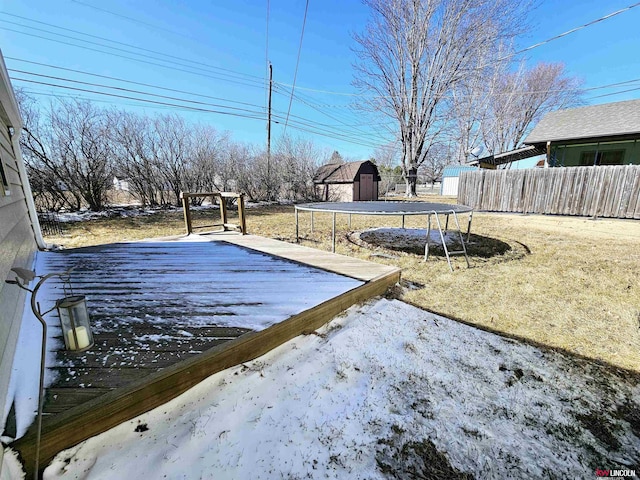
xmin=12 ymin=234 xmax=400 ymax=476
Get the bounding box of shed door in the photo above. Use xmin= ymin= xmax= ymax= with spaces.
xmin=359 ymin=174 xmax=374 ymax=200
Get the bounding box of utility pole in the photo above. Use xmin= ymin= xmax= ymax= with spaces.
xmin=267 ymin=62 xmax=273 ymax=198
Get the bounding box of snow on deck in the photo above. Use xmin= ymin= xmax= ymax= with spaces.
xmin=4 ymin=238 xmax=363 ymax=440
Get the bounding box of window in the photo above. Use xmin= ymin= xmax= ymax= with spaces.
xmin=579 ymin=151 xmax=596 ymax=166
xmin=0 ymin=155 xmax=10 ymax=196
xmin=599 ymin=150 xmax=624 ymax=165
xmin=579 ymin=150 xmax=625 ymax=166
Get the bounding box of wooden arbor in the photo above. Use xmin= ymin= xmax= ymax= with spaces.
xmin=180 ymin=191 xmax=247 ymax=235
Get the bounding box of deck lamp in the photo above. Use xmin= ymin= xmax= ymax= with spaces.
xmin=6 ymin=266 xmax=94 ymax=478
xmin=56 ymin=295 xmax=94 ymax=351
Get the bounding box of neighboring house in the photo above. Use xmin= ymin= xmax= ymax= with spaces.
xmin=525 ymin=99 xmax=640 ymax=167
xmin=472 ymin=99 xmax=640 ymax=168
xmin=0 ymin=50 xmax=45 ymax=460
xmin=112 ymin=176 xmax=130 ymax=192
xmin=440 ymin=165 xmax=477 ymax=196
xmin=313 ymin=160 xmax=381 ymax=202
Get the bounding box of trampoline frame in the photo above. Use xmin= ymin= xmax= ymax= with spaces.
xmin=294 ymin=201 xmax=474 ymax=271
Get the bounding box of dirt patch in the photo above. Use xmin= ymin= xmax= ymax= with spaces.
xmin=353 ymin=227 xmax=519 ymax=261
xmin=377 ymin=427 xmax=474 ymax=479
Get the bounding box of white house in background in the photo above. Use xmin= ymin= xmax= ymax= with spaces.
xmin=440 ymin=165 xmax=478 ymax=196
xmin=0 ymin=50 xmax=45 ymax=472
xmin=113 ymin=176 xmax=130 ymax=192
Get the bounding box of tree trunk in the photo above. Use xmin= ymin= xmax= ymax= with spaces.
xmin=405 ymin=166 xmax=418 ymax=197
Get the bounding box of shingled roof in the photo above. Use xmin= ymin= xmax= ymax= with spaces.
xmin=525 ymin=99 xmax=640 ymax=144
xmin=313 ymin=161 xmax=373 ymax=184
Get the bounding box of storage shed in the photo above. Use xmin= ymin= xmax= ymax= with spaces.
xmin=313 ymin=160 xmax=381 ymax=202
xmin=440 ymin=165 xmax=478 ymax=196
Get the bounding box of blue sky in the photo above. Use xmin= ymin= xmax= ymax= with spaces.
xmin=1 ymin=0 xmax=640 ymax=160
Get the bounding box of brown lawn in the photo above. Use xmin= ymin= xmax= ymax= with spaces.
xmin=44 ymin=198 xmax=640 ymax=372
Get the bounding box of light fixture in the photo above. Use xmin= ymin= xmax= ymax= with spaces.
xmin=56 ymin=295 xmax=94 ymax=352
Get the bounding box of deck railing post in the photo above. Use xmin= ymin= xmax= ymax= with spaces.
xmin=180 ymin=192 xmax=193 ymax=235
xmin=237 ymin=194 xmax=247 ymax=234
xmin=218 ymin=194 xmax=228 ymax=229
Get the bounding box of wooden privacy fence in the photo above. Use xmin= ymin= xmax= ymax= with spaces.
xmin=180 ymin=191 xmax=247 ymax=234
xmin=458 ymin=165 xmax=640 ymax=219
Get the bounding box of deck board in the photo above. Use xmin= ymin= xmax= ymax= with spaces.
xmin=215 ymin=233 xmax=396 ymax=282
xmin=34 ymin=239 xmax=363 ymax=415
xmin=13 ymin=235 xmax=400 ymax=476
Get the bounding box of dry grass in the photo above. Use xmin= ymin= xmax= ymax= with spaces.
xmin=46 ymin=198 xmax=640 ymax=372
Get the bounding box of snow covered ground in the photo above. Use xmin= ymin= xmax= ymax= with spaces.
xmin=5 ymin=298 xmax=635 ymax=479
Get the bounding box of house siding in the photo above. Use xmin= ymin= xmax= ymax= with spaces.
xmin=0 ymin=90 xmax=36 ymax=442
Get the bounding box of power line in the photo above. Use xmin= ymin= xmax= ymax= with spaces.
xmin=10 ymin=69 xmax=266 ymax=115
xmin=0 ymin=13 xmax=263 ymax=81
xmin=5 ymin=57 xmax=266 ymax=109
xmin=0 ymin=26 xmax=265 ymax=90
xmin=8 ymin=62 xmax=380 ymax=139
xmin=513 ymin=2 xmax=640 ymax=57
xmin=276 ymin=83 xmax=391 ymax=142
xmin=265 ymin=0 xmax=270 ymax=113
xmin=0 ymin=18 xmax=262 ymax=85
xmin=589 ymin=86 xmax=640 ymax=100
xmin=282 ymin=0 xmax=310 ymax=135
xmin=12 ymin=77 xmax=266 ymax=119
xmin=70 ymin=0 xmax=193 ymax=40
xmin=274 ymin=2 xmax=640 ymax=98
xmin=14 ymin=78 xmax=387 ymax=149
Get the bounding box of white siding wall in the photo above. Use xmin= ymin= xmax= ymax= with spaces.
xmin=0 ymin=119 xmax=36 ymax=439
xmin=441 ymin=177 xmax=460 ymax=196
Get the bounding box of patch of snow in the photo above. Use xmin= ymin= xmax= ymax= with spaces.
xmin=1 ymin=448 xmax=25 ymax=480
xmin=41 ymin=299 xmax=639 ymax=479
xmin=362 ymin=227 xmax=458 ymax=244
xmin=1 ymin=253 xmax=63 ymax=442
xmin=135 ymin=334 xmax=175 ymax=343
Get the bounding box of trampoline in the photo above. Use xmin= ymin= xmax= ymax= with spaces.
xmin=295 ymin=201 xmax=474 ymax=271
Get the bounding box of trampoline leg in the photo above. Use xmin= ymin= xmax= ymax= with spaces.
xmin=311 ymin=211 xmax=314 ymax=233
xmin=295 ymin=208 xmax=299 ymax=242
xmin=402 ymin=215 xmax=405 ymax=229
xmin=445 ymin=214 xmax=449 ymax=230
xmin=434 ymin=213 xmax=454 ymax=272
xmin=466 ymin=211 xmax=473 ymax=243
xmin=424 ymin=214 xmax=431 ymax=261
xmin=332 ymin=212 xmax=336 ymax=253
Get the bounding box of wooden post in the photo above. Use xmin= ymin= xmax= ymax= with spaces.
xmin=180 ymin=192 xmax=192 ymax=234
xmin=219 ymin=194 xmax=228 ymax=230
xmin=332 ymin=212 xmax=336 ymax=253
xmin=237 ymin=194 xmax=247 ymax=234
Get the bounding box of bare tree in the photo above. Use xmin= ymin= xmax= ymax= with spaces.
xmin=110 ymin=111 xmax=162 ymax=206
xmin=274 ymin=135 xmax=324 ymax=201
xmin=482 ymin=62 xmax=583 ymax=155
xmin=353 ymin=0 xmax=529 ymax=195
xmin=153 ymin=114 xmax=192 ymax=206
xmin=19 ymin=96 xmax=114 ymax=211
xmin=371 ymin=142 xmax=401 ymax=196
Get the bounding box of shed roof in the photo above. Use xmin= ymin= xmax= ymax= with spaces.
xmin=525 ymin=99 xmax=640 ymax=144
xmin=313 ymin=160 xmax=377 ymax=184
xmin=442 ymin=165 xmax=477 ymax=178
